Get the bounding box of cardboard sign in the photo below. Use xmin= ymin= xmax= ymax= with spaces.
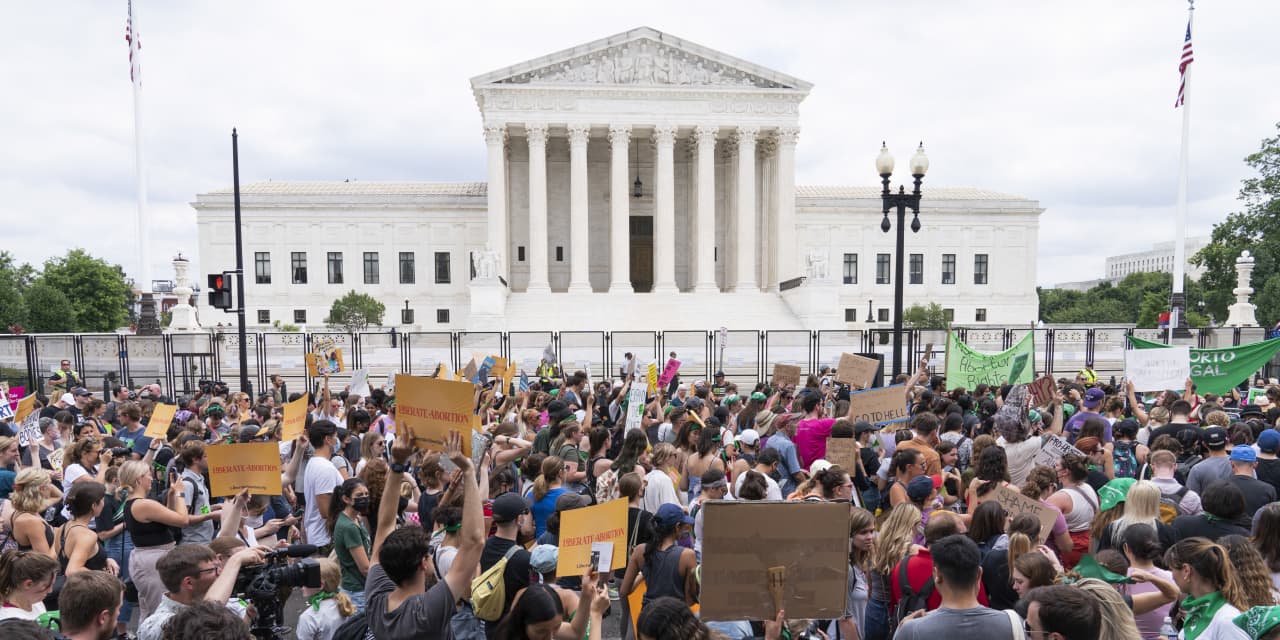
xmin=206 ymin=442 xmax=283 ymax=497
xmin=490 ymin=356 xmax=509 ymax=381
xmin=146 ymin=403 xmax=177 ymax=439
xmin=835 ymin=353 xmax=879 ymax=389
xmin=1028 ymin=375 xmax=1057 ymax=407
xmin=306 ymin=347 xmax=344 ymax=376
xmin=845 ymin=384 xmax=910 ymax=426
xmin=13 ymin=393 xmax=37 ymax=424
xmin=700 ymin=501 xmax=849 ymax=621
xmin=395 ymin=374 xmax=475 ymax=456
xmin=977 ymin=485 xmax=1058 ymax=543
xmin=824 ymin=438 xmax=859 ymax=472
xmin=1125 ymin=345 xmax=1191 ymax=392
xmin=625 ymin=386 xmax=647 ymax=432
xmin=519 ymin=371 xmax=531 ymax=393
xmin=348 ymin=369 xmax=371 ymax=398
xmin=1033 ymin=434 xmax=1084 ymax=469
xmin=461 ymin=359 xmax=478 ymax=385
xmin=281 ymin=395 xmax=308 ymax=442
xmin=557 ymin=498 xmax=628 ymax=576
xmin=658 ymin=358 xmax=682 ymax=389
xmin=771 ymin=364 xmax=801 ymax=387
xmin=16 ymin=413 xmax=41 ymax=447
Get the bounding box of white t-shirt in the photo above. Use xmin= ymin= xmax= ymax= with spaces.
xmin=296 ymin=597 xmax=346 ymax=640
xmin=0 ymin=600 xmax=45 ymax=621
xmin=641 ymin=468 xmax=685 ymax=513
xmin=1180 ymin=603 xmax=1249 ymax=640
xmin=733 ymin=469 xmax=783 ymax=501
xmin=60 ymin=463 xmax=93 ymax=520
xmin=999 ymin=436 xmax=1043 ymax=486
xmin=303 ymin=456 xmax=343 ymax=546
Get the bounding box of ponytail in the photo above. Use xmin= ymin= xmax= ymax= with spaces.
xmin=0 ymin=550 xmax=58 ymax=598
xmin=1005 ymin=512 xmax=1042 ymax=582
xmin=1166 ymin=537 xmax=1249 ymax=611
xmin=532 ymin=456 xmax=563 ymax=502
xmin=1213 ymin=544 xmax=1249 ymax=611
xmin=334 ymin=590 xmax=356 ymax=618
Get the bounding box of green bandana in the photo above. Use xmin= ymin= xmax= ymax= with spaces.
xmin=1070 ymin=554 xmax=1133 ymax=584
xmin=444 ymin=522 xmax=462 ymax=533
xmin=307 ymin=591 xmax=337 ymax=611
xmin=1234 ymin=606 xmax=1280 ymax=640
xmin=1182 ymin=591 xmax=1229 ymax=640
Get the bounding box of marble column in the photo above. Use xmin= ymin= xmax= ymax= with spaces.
xmin=774 ymin=127 xmax=799 ymax=286
xmin=694 ymin=125 xmax=718 ymax=293
xmin=608 ymin=124 xmax=633 ymax=293
xmin=567 ymin=124 xmax=592 ymax=293
xmin=652 ymin=124 xmax=678 ymax=293
xmin=483 ymin=124 xmax=507 ymax=280
xmin=525 ymin=123 xmax=550 ymax=293
xmin=734 ymin=126 xmax=760 ymax=291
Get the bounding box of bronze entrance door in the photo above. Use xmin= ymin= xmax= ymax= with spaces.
xmin=629 ymin=216 xmax=653 ymax=292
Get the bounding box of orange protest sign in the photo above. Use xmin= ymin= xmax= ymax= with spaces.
xmin=306 ymin=348 xmax=345 ymax=376
xmin=490 ymin=356 xmax=509 ymax=380
xmin=206 ymin=442 xmax=282 ymax=497
xmin=556 ymin=498 xmax=628 ymax=576
xmin=14 ymin=393 xmax=37 ymax=424
xmin=282 ymin=395 xmax=308 ymax=441
xmin=146 ymin=404 xmax=177 ymax=439
xmin=395 ymin=374 xmax=475 ymax=456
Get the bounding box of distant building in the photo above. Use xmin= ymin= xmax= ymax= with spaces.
xmin=1105 ymin=237 xmax=1209 ymax=281
xmin=1051 ymin=278 xmax=1110 ymax=292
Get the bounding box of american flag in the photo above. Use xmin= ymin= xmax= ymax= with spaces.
xmin=126 ymin=0 xmax=141 ymax=84
xmin=1175 ymin=19 xmax=1193 ymax=107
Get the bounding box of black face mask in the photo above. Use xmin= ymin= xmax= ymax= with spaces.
xmin=352 ymin=498 xmax=371 ymax=513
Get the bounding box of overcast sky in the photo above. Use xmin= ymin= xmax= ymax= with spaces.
xmin=4 ymin=1 xmax=1278 ymax=290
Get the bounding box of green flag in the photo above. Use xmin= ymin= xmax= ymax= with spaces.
xmin=945 ymin=329 xmax=1035 ymax=389
xmin=1127 ymin=336 xmax=1280 ymax=395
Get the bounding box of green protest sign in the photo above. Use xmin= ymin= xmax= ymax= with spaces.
xmin=944 ymin=329 xmax=1035 ymax=389
xmin=1127 ymin=336 xmax=1280 ymax=395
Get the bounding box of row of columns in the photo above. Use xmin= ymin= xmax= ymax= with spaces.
xmin=483 ymin=122 xmax=799 ymax=293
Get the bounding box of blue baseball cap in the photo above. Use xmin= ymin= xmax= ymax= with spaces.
xmin=1259 ymin=429 xmax=1280 ymax=454
xmin=654 ymin=503 xmax=694 ymax=528
xmin=1231 ymin=447 xmax=1258 ymax=463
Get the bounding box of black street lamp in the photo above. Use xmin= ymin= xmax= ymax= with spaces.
xmin=877 ymin=142 xmax=929 ymax=380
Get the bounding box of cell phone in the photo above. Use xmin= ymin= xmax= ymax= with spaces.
xmin=168 ymin=468 xmax=178 ymax=484
xmin=292 ymin=507 xmax=304 ymax=519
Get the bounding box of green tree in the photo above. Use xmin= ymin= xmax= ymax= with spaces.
xmin=38 ymin=249 xmax=131 ymax=332
xmin=24 ymin=282 xmax=76 ymax=333
xmin=0 ymin=252 xmax=30 ymax=330
xmin=902 ymin=302 xmax=947 ymax=329
xmin=1193 ymin=122 xmax=1280 ymax=325
xmin=325 ymin=291 xmax=385 ymax=332
xmin=1038 ymin=272 xmax=1206 ymax=327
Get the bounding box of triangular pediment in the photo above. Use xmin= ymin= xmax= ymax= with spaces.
xmin=471 ymin=26 xmax=811 ymax=91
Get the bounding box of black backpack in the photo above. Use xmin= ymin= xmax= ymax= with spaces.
xmin=331 ymin=612 xmax=372 ymax=640
xmin=892 ymin=555 xmax=934 ymax=631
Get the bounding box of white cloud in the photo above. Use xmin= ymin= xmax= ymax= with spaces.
xmin=2 ymin=0 xmax=1277 ymax=290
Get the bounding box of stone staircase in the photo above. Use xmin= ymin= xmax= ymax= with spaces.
xmin=496 ymin=289 xmax=806 ymax=331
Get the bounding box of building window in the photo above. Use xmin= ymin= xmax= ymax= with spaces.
xmin=974 ymin=254 xmax=989 ymax=284
xmin=327 ymin=252 xmax=344 ymax=284
xmin=257 ymin=310 xmax=270 ymax=324
xmin=293 ymin=309 xmax=306 ymax=324
xmin=291 ymin=252 xmax=307 ymax=284
xmin=399 ymin=252 xmax=415 ymax=284
xmin=556 ymin=246 xmax=564 ymax=262
xmin=876 ymin=254 xmax=890 ymax=284
xmin=436 ymin=308 xmax=450 ymax=324
xmin=909 ymin=254 xmax=923 ymax=284
xmin=942 ymin=254 xmax=956 ymax=284
xmin=845 ymin=308 xmax=857 ymax=322
xmin=363 ymin=252 xmax=379 ymax=284
xmin=254 ymin=252 xmax=271 ymax=284
xmin=877 ymin=308 xmax=890 ymax=322
xmin=434 ymin=252 xmax=451 ymax=284
xmin=842 ymin=253 xmax=858 ymax=284
xmin=975 ymin=308 xmax=987 ymax=322
xmin=943 ymin=308 xmax=955 ymax=322
xmin=517 ymin=246 xmax=526 ymax=262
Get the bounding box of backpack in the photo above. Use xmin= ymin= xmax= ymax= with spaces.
xmin=1113 ymin=441 xmax=1139 ymax=479
xmin=1159 ymin=486 xmax=1190 ymax=524
xmin=1176 ymin=454 xmax=1202 ymax=485
xmin=471 ymin=545 xmax=520 ymax=622
xmin=892 ymin=555 xmax=934 ymax=631
xmin=330 ymin=610 xmax=372 ymax=640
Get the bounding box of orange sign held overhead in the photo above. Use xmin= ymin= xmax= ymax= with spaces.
xmin=282 ymin=395 xmax=308 ymax=441
xmin=206 ymin=442 xmax=283 ymax=497
xmin=556 ymin=498 xmax=628 ymax=576
xmin=395 ymin=374 xmax=476 ymax=456
xmin=146 ymin=404 xmax=177 ymax=439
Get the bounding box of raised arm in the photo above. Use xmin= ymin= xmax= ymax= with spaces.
xmin=1125 ymin=381 xmax=1149 ymax=426
xmin=1044 ymin=392 xmax=1064 ymax=437
xmin=372 ymin=424 xmax=415 ymax=563
xmin=281 ymin=435 xmax=308 ymax=487
xmin=442 ymin=430 xmax=484 ymax=600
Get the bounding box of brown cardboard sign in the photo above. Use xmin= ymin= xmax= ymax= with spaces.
xmin=771 ymin=364 xmax=801 ymax=387
xmin=700 ymin=501 xmax=849 ymax=621
xmin=1028 ymin=375 xmax=1057 ymax=407
xmin=825 ymin=438 xmax=859 ymax=472
xmin=835 ymin=353 xmax=879 ymax=389
xmin=845 ymin=384 xmax=910 ymax=426
xmin=977 ymin=485 xmax=1058 ymax=543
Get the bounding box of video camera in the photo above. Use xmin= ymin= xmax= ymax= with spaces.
xmin=198 ymin=379 xmax=229 ymax=396
xmin=233 ymin=544 xmax=323 ymax=640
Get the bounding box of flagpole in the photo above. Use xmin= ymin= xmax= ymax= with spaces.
xmin=1169 ymin=0 xmax=1194 ymax=344
xmin=130 ymin=0 xmax=159 ymax=335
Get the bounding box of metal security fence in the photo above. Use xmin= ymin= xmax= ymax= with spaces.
xmin=0 ymin=326 xmax=1273 ymax=400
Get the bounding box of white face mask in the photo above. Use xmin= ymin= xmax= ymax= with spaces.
xmin=244 ymin=513 xmax=264 ymax=530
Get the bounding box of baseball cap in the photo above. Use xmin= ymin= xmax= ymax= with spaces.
xmin=1259 ymin=429 xmax=1280 ymax=454
xmin=714 ymin=371 xmax=725 ymax=378
xmin=1231 ymin=446 xmax=1258 ymax=463
xmin=1202 ymin=426 xmax=1228 ymax=449
xmin=491 ymin=492 xmax=530 ymax=523
xmin=810 ymin=459 xmax=833 ymax=475
xmin=1098 ymin=478 xmax=1136 ymax=512
xmin=654 ymin=503 xmax=694 ymax=528
xmin=1082 ymin=388 xmax=1105 ymax=409
xmin=853 ymin=420 xmax=878 ymax=436
xmin=736 ymin=428 xmax=760 ymax=447
xmin=554 ymin=492 xmax=592 ymax=512
xmin=749 ymin=392 xmax=768 ymax=402
xmin=906 ymin=475 xmax=942 ymax=502
xmin=72 ymin=387 xmax=93 ymax=397
xmin=238 ymin=425 xmax=262 ymax=442
xmin=530 ymin=545 xmax=558 ymax=575
xmin=59 ymin=392 xmax=75 ymax=405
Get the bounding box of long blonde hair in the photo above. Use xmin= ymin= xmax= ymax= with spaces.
xmin=10 ymin=468 xmax=51 ymax=513
xmin=317 ymin=559 xmax=356 ymax=618
xmin=1110 ymin=481 xmax=1161 ymax=547
xmin=117 ymin=460 xmax=151 ymax=500
xmin=1076 ymin=579 xmax=1141 ymax=640
xmin=870 ymin=503 xmax=921 ymax=575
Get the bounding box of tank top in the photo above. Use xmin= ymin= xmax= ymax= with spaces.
xmin=123 ymin=499 xmax=174 ymax=547
xmin=12 ymin=513 xmax=53 ymax=552
xmin=641 ymin=543 xmax=686 ymax=605
xmin=1062 ymin=484 xmax=1099 ymax=532
xmin=58 ymin=524 xmax=108 ymax=572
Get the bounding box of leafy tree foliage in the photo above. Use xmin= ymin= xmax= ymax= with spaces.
xmin=24 ymin=283 xmax=76 ymax=333
xmin=902 ymin=302 xmax=948 ymax=329
xmin=1038 ymin=272 xmax=1207 ymax=327
xmin=0 ymin=252 xmax=30 ymax=330
xmin=39 ymin=249 xmax=132 ymax=332
xmin=325 ymin=291 xmax=385 ymax=332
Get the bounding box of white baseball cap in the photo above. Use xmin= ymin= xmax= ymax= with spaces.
xmin=59 ymin=393 xmax=75 ymax=405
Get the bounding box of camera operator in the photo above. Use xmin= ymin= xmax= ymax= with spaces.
xmin=135 ymin=543 xmax=268 ymax=640
xmin=57 ymin=570 xmax=125 ymax=640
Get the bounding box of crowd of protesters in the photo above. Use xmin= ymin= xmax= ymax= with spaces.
xmin=5 ymin=354 xmax=1280 ymax=640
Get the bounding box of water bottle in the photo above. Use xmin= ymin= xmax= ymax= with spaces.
xmin=1160 ymin=616 xmax=1178 ymax=639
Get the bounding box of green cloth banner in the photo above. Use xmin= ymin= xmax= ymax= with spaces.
xmin=1127 ymin=336 xmax=1280 ymax=395
xmin=945 ymin=329 xmax=1035 ymax=389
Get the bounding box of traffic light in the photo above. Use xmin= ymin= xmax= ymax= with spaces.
xmin=207 ymin=273 xmax=233 ymax=310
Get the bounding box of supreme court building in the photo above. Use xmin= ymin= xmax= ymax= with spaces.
xmin=195 ymin=27 xmax=1043 ymax=332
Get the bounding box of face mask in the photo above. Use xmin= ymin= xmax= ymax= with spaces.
xmin=352 ymin=498 xmax=370 ymax=513
xmin=244 ymin=513 xmax=263 ymax=529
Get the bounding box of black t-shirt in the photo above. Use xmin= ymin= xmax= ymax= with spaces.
xmin=480 ymin=536 xmax=531 ymax=638
xmin=1149 ymin=422 xmax=1199 ymax=446
xmin=980 ymin=548 xmax=1018 ymax=612
xmin=1171 ymin=513 xmax=1249 ymax=542
xmin=1256 ymin=458 xmax=1280 ymax=495
xmin=1228 ymin=474 xmax=1277 ymax=519
xmin=1085 ymin=468 xmax=1109 ymax=493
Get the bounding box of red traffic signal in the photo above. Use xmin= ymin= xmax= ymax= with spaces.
xmin=207 ymin=273 xmax=233 ymax=310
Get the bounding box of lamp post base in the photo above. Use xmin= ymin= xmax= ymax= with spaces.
xmin=136 ymin=293 xmax=162 ymax=336
xmin=1169 ymin=292 xmax=1192 ymax=339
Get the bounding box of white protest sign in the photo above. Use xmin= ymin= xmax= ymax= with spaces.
xmin=1125 ymin=345 xmax=1191 ymax=392
xmin=349 ymin=369 xmax=371 ymax=398
xmin=16 ymin=413 xmax=41 ymax=447
xmin=625 ymin=386 xmax=647 ymax=432
xmin=1034 ymin=433 xmax=1084 ymax=469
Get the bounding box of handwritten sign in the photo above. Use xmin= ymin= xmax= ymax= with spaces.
xmin=1125 ymin=346 xmax=1191 ymax=392
xmin=1033 ymin=434 xmax=1083 ymax=469
xmin=16 ymin=414 xmax=41 ymax=447
xmin=348 ymin=369 xmax=370 ymax=398
xmin=1028 ymin=375 xmax=1057 ymax=407
xmin=146 ymin=403 xmax=177 ymax=439
xmin=557 ymin=498 xmax=628 ymax=576
xmin=825 ymin=438 xmax=859 ymax=472
xmin=625 ymin=386 xmax=647 ymax=432
xmin=845 ymin=384 xmax=910 ymax=426
xmin=771 ymin=364 xmax=801 ymax=387
xmin=835 ymin=353 xmax=879 ymax=389
xmin=206 ymin=442 xmax=283 ymax=497
xmin=6 ymin=385 xmax=24 ymax=411
xmin=701 ymin=501 xmax=849 ymax=621
xmin=977 ymin=485 xmax=1057 ymax=543
xmin=395 ymin=374 xmax=475 ymax=456
xmin=658 ymin=358 xmax=682 ymax=389
xmin=281 ymin=395 xmax=308 ymax=442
